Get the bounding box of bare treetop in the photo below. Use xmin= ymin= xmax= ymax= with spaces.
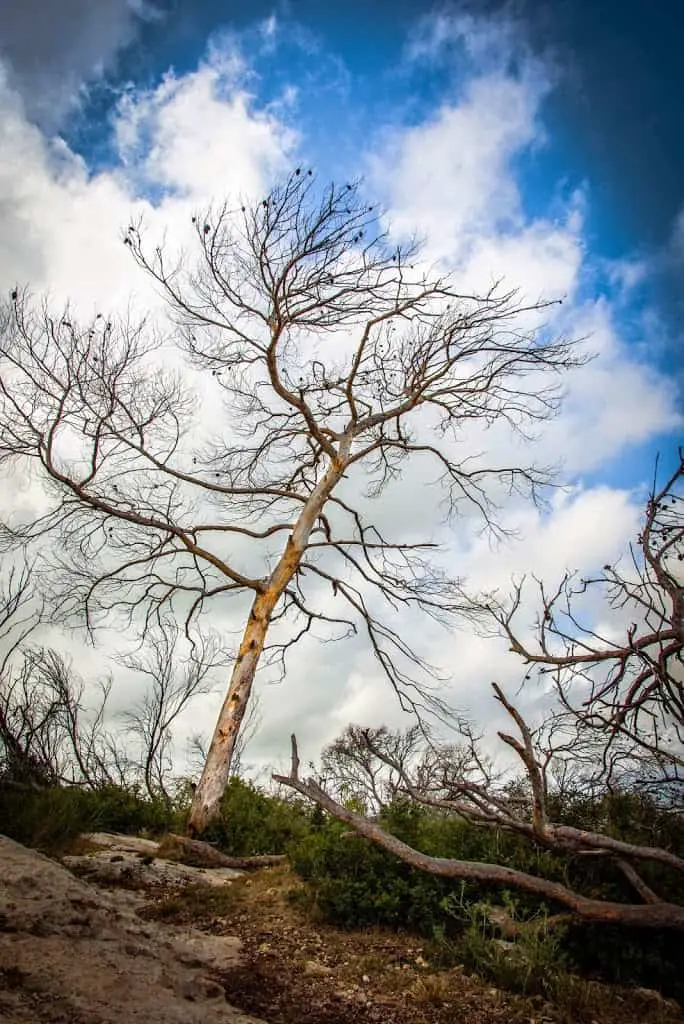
xmin=474 ymin=452 xmax=683 ymax=792
xmin=0 ymin=170 xmax=583 ymax=831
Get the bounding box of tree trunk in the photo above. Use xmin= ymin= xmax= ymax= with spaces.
xmin=158 ymin=833 xmax=286 ymax=870
xmin=188 ymin=442 xmax=350 ymax=834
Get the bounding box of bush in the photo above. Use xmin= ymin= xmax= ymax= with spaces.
xmin=201 ymin=776 xmax=312 ymax=856
xmin=288 ymin=799 xmax=571 ymax=935
xmin=451 ymin=894 xmax=570 ymax=999
xmin=290 ymin=818 xmax=453 ymax=932
xmin=287 ymin=795 xmax=684 ymax=1002
xmin=0 ymin=783 xmax=180 ymax=852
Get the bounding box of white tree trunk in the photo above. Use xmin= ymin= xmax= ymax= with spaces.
xmin=188 ymin=441 xmax=351 ymax=834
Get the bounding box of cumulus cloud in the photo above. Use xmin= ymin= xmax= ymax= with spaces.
xmin=0 ymin=0 xmax=160 ymax=130
xmin=370 ymin=71 xmax=545 ymax=263
xmin=0 ymin=35 xmax=297 ymax=312
xmin=0 ymin=10 xmax=678 ymax=779
xmin=113 ymin=47 xmax=297 ymax=202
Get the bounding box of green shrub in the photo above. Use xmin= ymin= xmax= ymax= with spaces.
xmin=201 ymin=776 xmax=311 ymax=856
xmin=289 ymin=807 xmax=464 ymax=934
xmin=451 ymin=894 xmax=570 ymax=999
xmin=287 ymin=795 xmax=684 ymax=1003
xmin=0 ymin=783 xmax=180 ymax=852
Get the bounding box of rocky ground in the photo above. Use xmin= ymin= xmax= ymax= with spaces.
xmin=0 ymin=832 xmax=682 ymax=1024
xmin=0 ymin=833 xmax=260 ymax=1024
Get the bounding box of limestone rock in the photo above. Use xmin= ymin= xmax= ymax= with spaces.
xmin=0 ymin=834 xmax=264 ymax=1024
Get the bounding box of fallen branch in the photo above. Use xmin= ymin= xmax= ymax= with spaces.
xmin=274 ymin=735 xmax=684 ymax=930
xmin=158 ymin=833 xmax=286 ymax=871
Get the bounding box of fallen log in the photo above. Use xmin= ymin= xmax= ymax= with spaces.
xmin=157 ymin=833 xmax=287 ymax=871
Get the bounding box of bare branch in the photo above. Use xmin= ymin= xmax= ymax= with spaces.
xmin=1 ymin=170 xmax=583 ymax=832
xmin=274 ymin=732 xmax=684 ymax=930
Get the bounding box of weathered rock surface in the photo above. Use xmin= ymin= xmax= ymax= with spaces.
xmin=63 ymin=835 xmax=243 ymax=889
xmin=0 ymin=835 xmax=265 ymax=1024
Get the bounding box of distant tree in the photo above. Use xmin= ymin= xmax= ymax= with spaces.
xmin=116 ymin=617 xmax=223 ymax=801
xmin=0 ymin=171 xmax=580 ymax=833
xmin=0 ymin=560 xmax=217 ymax=795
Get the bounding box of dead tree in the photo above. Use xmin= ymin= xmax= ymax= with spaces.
xmin=118 ymin=618 xmax=224 ymax=801
xmin=0 ymin=557 xmax=46 ymax=786
xmin=0 ymin=557 xmax=120 ymax=788
xmin=0 ymin=562 xmax=219 ymax=793
xmin=275 ymin=690 xmax=684 ymax=929
xmin=321 ymin=723 xmax=428 ymax=813
xmin=478 ymin=452 xmax=684 ymax=794
xmin=0 ymin=170 xmax=581 ymax=833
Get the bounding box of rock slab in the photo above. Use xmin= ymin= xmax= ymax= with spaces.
xmin=0 ymin=834 xmax=264 ymax=1024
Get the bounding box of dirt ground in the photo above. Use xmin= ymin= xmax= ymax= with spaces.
xmin=141 ymin=863 xmax=684 ymax=1024
xmin=1 ymin=833 xmax=681 ymax=1024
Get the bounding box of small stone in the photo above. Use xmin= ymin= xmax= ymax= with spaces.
xmin=304 ymin=960 xmax=332 ymax=976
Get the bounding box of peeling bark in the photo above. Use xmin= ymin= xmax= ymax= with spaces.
xmin=189 ymin=444 xmax=351 ymax=834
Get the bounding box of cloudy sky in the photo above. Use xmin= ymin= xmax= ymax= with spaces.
xmin=1 ymin=0 xmax=682 ymax=778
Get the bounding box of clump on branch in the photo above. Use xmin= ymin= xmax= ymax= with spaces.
xmin=0 ymin=170 xmax=583 ymax=833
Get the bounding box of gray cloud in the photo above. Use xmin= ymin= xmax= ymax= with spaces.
xmin=0 ymin=0 xmax=160 ymax=129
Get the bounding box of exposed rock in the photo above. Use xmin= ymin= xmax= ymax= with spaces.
xmin=0 ymin=834 xmax=265 ymax=1024
xmin=63 ymin=848 xmax=242 ymax=889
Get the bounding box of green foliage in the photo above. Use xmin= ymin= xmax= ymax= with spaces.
xmin=289 ymin=816 xmax=455 ymax=932
xmin=0 ymin=783 xmax=180 ymax=852
xmin=289 ymin=799 xmax=571 ymax=934
xmin=451 ymin=893 xmax=570 ymax=999
xmin=201 ymin=776 xmax=311 ymax=856
xmin=3 ymin=775 xmax=682 ymax=1004
xmin=288 ymin=795 xmax=684 ymax=1002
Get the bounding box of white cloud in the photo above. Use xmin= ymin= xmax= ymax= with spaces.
xmin=0 ymin=37 xmax=297 ymax=315
xmin=0 ymin=11 xmax=679 ymax=783
xmin=370 ymin=71 xmax=545 ymax=263
xmin=539 ymin=299 xmax=682 ymax=472
xmin=0 ymin=0 xmax=160 ymax=129
xmin=113 ymin=55 xmax=297 ymax=202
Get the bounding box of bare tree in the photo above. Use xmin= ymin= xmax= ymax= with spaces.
xmin=0 ymin=170 xmax=582 ymax=833
xmin=275 ymin=687 xmax=684 ymax=929
xmin=0 ymin=556 xmax=46 ymax=785
xmin=321 ymin=723 xmax=426 ymax=813
xmin=277 ymin=469 xmax=683 ymax=928
xmin=1 ymin=641 xmax=127 ymax=790
xmin=0 ymin=559 xmax=220 ymax=793
xmin=478 ymin=452 xmax=684 ymax=793
xmin=118 ymin=618 xmax=223 ymax=801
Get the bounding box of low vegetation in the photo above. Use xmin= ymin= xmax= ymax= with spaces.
xmin=2 ymin=774 xmax=682 ymax=1012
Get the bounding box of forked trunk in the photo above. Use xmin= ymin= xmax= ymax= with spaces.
xmin=188 ymin=441 xmax=350 ymax=834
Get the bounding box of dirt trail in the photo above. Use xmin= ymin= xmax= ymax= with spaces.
xmin=1 ymin=834 xmax=681 ymax=1024
xmin=142 ymin=859 xmax=684 ymax=1024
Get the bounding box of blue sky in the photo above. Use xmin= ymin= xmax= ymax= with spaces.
xmin=22 ymin=0 xmax=682 ymax=480
xmin=0 ymin=0 xmax=681 ymax=758
xmin=67 ymin=1 xmax=684 ymax=250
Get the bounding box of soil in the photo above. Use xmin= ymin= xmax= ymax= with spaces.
xmin=141 ymin=861 xmax=684 ymax=1024
xmin=2 ymin=833 xmax=682 ymax=1024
